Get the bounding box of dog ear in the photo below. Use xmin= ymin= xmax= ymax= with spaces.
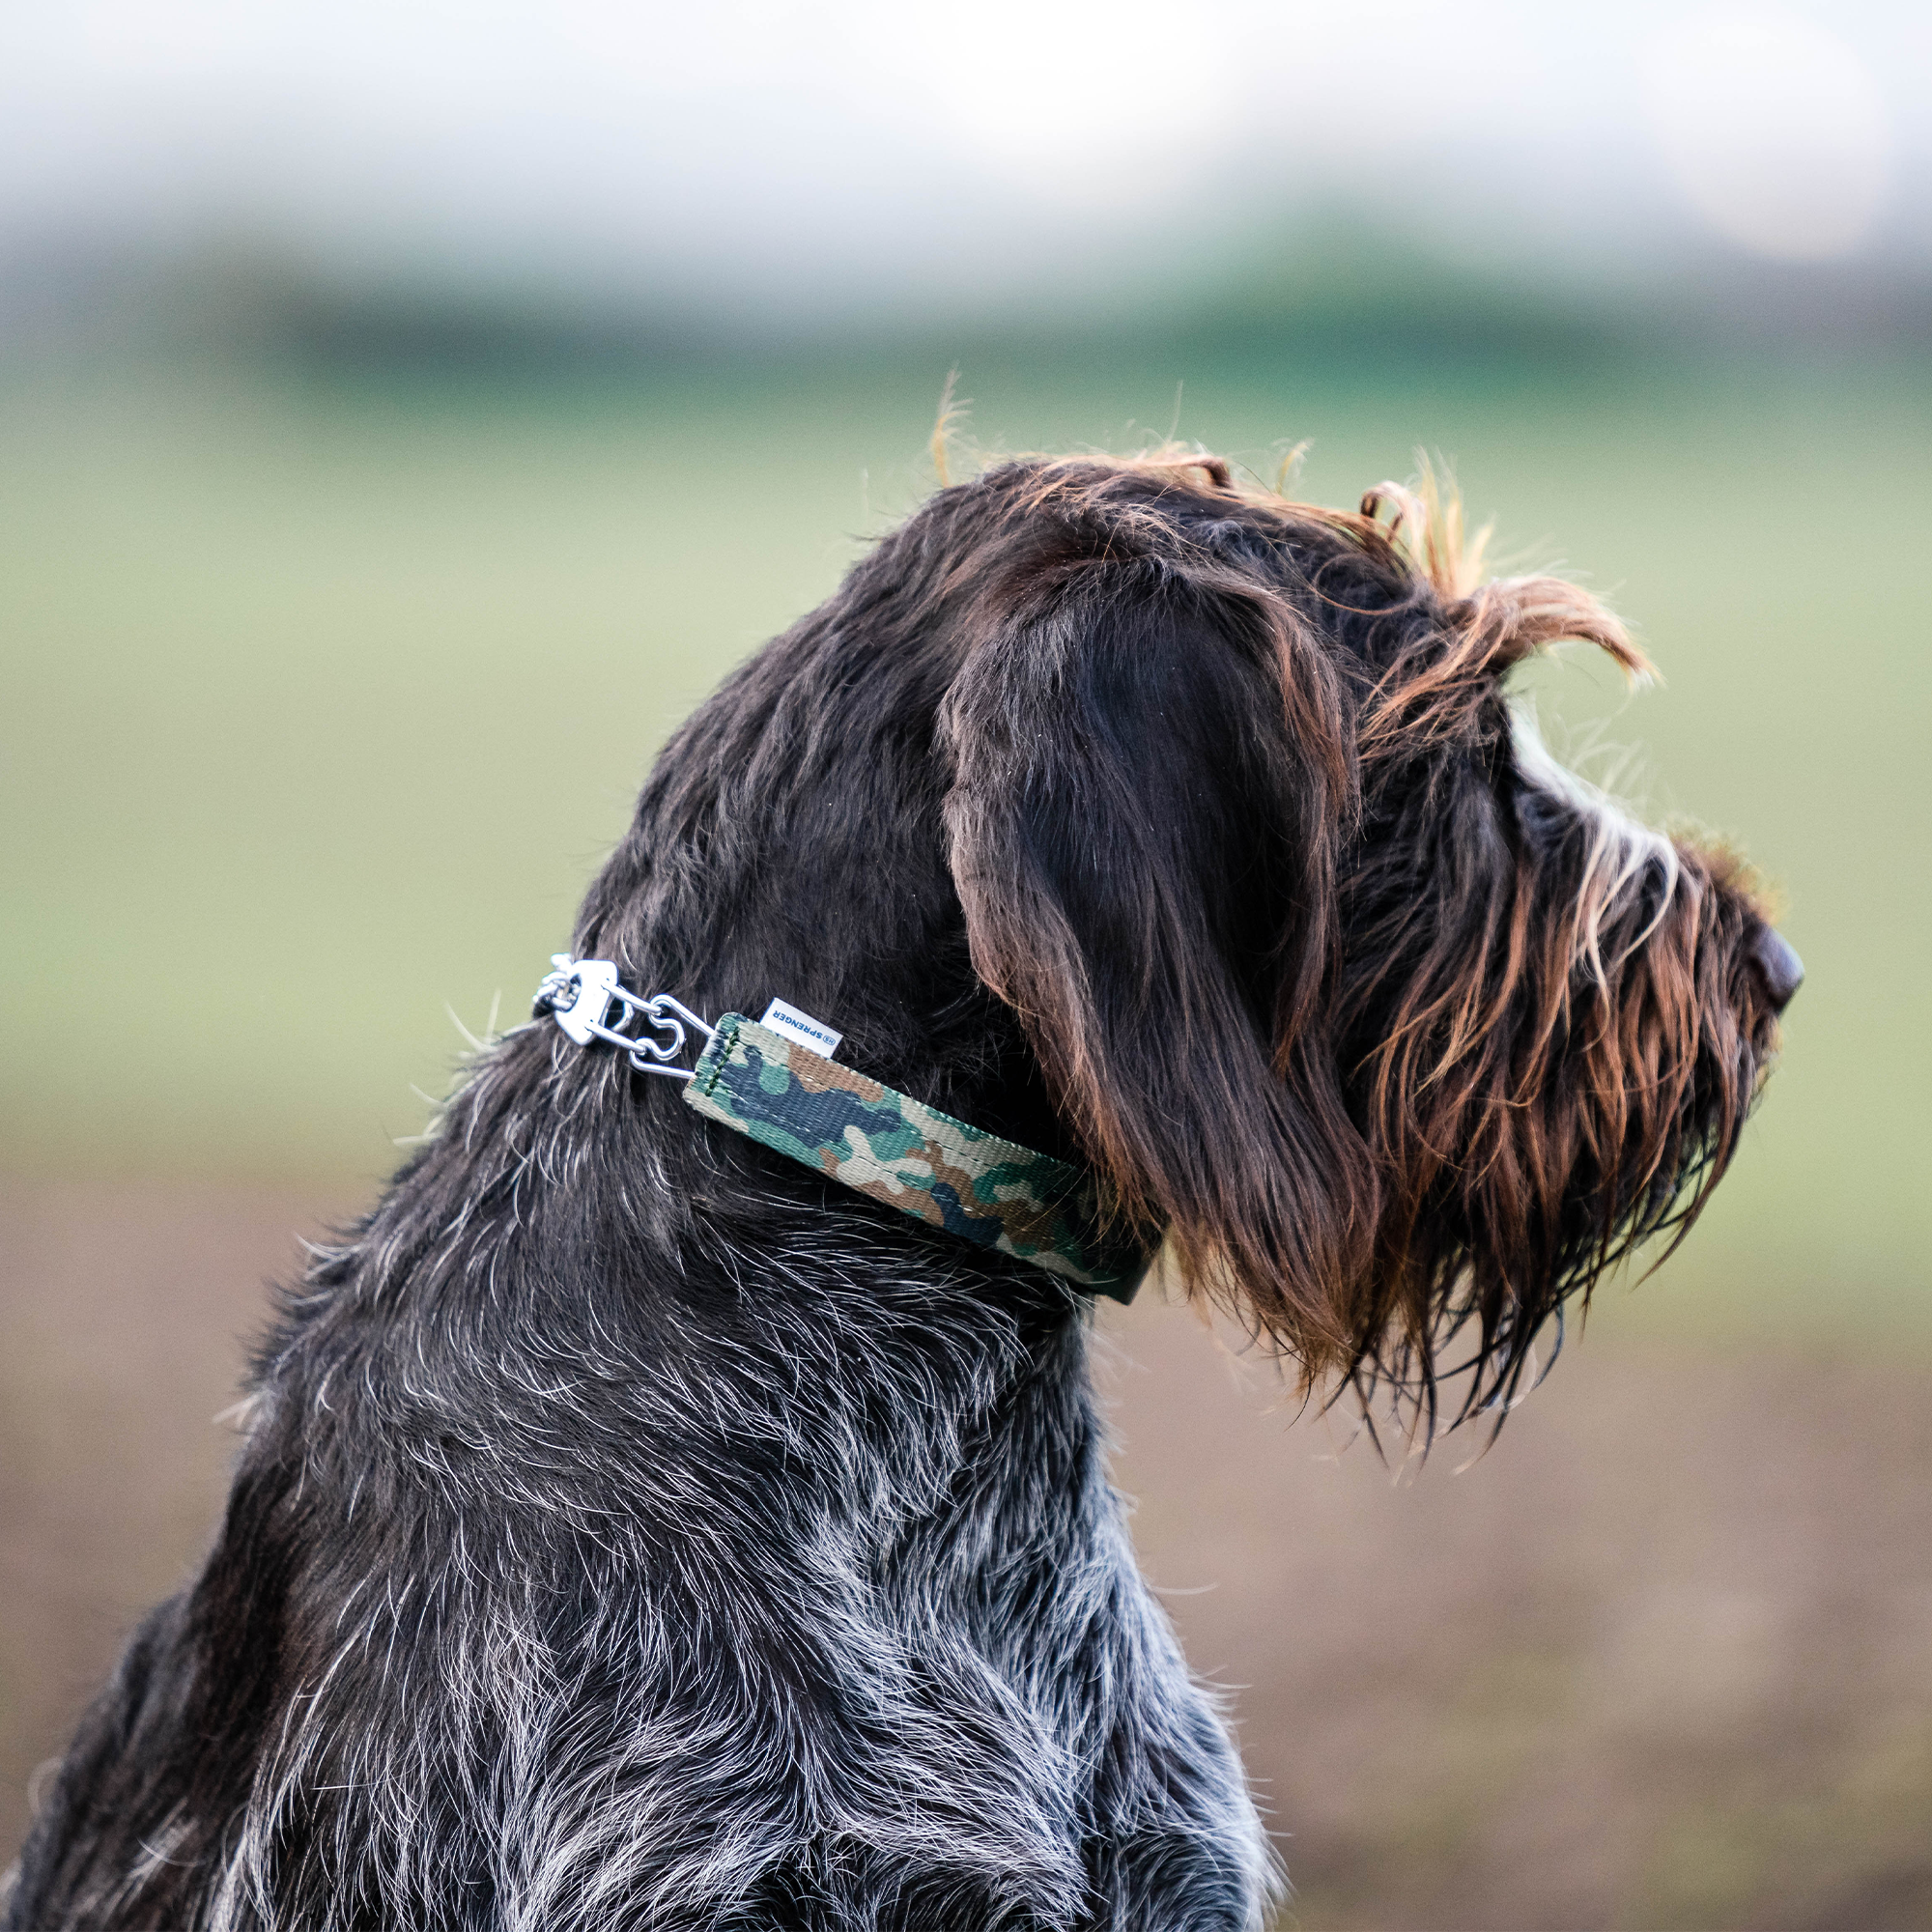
xmin=942 ymin=550 xmax=1377 ymax=1370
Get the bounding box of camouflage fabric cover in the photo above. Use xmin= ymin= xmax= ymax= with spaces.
xmin=683 ymin=1015 xmax=1149 ymax=1301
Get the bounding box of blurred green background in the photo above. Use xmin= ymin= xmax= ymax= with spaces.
xmin=4 ymin=345 xmax=1927 ymax=1343
xmin=5 ymin=3 xmax=1932 ymax=1924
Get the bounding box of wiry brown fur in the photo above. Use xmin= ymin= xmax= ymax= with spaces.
xmin=946 ymin=446 xmax=1783 ymax=1430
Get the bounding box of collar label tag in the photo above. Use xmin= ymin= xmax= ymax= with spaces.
xmin=759 ymin=998 xmax=842 ymax=1060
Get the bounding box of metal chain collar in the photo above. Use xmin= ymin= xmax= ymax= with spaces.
xmin=532 ymin=956 xmax=714 ymax=1081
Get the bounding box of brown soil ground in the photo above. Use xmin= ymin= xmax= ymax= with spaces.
xmin=3 ymin=1179 xmax=1929 ymax=1930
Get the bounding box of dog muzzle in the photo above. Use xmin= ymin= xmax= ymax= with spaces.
xmin=533 ymin=957 xmax=1150 ymax=1302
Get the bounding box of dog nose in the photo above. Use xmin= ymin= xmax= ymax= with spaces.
xmin=1747 ymin=923 xmax=1804 ymax=1012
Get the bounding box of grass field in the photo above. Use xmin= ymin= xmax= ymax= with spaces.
xmin=3 ymin=346 xmax=1927 ymax=1341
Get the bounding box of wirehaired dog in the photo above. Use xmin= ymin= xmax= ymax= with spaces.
xmin=6 ymin=448 xmax=1799 ymax=1930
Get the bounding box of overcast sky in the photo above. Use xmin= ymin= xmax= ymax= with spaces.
xmin=3 ymin=1 xmax=1926 ymax=316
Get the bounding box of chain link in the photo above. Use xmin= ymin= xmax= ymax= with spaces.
xmin=532 ymin=955 xmax=715 ymax=1081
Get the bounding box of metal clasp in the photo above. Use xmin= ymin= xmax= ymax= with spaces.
xmin=533 ymin=955 xmax=715 ymax=1081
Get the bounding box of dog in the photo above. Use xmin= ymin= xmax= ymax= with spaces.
xmin=5 ymin=447 xmax=1799 ymax=1930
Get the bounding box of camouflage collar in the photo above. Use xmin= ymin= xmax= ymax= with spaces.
xmin=534 ymin=960 xmax=1149 ymax=1302
xmin=686 ymin=1013 xmax=1148 ymax=1301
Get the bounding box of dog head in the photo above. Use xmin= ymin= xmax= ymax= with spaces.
xmin=939 ymin=451 xmax=1793 ymax=1423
